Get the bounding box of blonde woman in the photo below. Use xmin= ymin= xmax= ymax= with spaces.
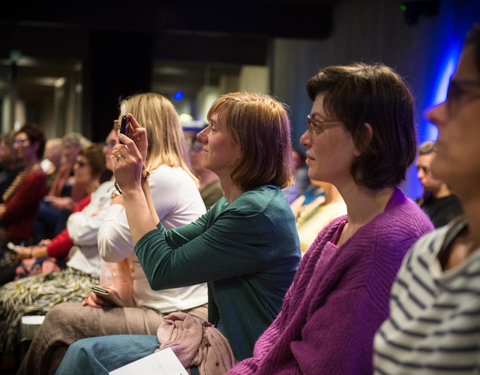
xmin=18 ymin=93 xmax=208 ymax=375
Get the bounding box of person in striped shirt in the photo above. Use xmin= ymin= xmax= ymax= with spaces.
xmin=374 ymin=22 xmax=480 ymax=374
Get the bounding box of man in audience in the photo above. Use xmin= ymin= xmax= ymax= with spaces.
xmin=374 ymin=22 xmax=480 ymax=374
xmin=416 ymin=140 xmax=463 ymax=227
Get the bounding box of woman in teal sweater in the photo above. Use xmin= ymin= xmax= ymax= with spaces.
xmin=56 ymin=92 xmax=301 ymax=374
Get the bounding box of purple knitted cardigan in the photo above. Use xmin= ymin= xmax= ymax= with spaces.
xmin=228 ymin=188 xmax=433 ymax=375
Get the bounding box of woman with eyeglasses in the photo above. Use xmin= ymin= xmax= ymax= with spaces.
xmin=373 ymin=23 xmax=480 ymax=374
xmin=0 ymin=124 xmax=48 ymax=248
xmin=0 ymin=143 xmax=113 ymax=361
xmin=227 ymin=63 xmax=434 ymax=374
xmin=0 ymin=124 xmax=48 ymax=287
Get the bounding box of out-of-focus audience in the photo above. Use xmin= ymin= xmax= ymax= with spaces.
xmin=0 ymin=124 xmax=48 ymax=286
xmin=416 ymin=140 xmax=463 ymax=228
xmin=296 ymin=181 xmax=346 ymax=254
xmin=41 ymin=138 xmax=63 ymax=189
xmin=0 ymin=142 xmax=110 ymax=360
xmin=34 ymin=133 xmax=90 ymax=242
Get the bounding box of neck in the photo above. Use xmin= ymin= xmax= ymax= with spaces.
xmin=337 ymin=179 xmax=394 ymax=227
xmin=458 ymin=194 xmax=480 ymax=249
xmin=433 ymin=184 xmax=451 ymax=199
xmin=322 ymin=184 xmax=343 ymax=205
xmin=85 ymin=178 xmax=100 ymax=194
xmin=196 ymin=170 xmax=219 ymax=191
xmin=219 ymin=175 xmax=244 ymax=204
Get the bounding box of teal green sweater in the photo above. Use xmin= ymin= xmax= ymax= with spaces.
xmin=135 ymin=185 xmax=301 ymax=360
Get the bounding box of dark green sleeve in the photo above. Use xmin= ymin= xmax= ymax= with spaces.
xmin=135 ymin=209 xmax=276 ymax=290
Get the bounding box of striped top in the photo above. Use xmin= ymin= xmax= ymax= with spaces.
xmin=374 ymin=216 xmax=480 ymax=374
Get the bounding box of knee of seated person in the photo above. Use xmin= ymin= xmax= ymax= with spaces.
xmin=64 ymin=337 xmax=97 ymax=362
xmin=44 ymin=302 xmax=77 ymax=325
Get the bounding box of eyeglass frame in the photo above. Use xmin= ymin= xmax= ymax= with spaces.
xmin=445 ymin=78 xmax=480 ymax=112
xmin=306 ymin=113 xmax=343 ymax=135
xmin=74 ymin=159 xmax=89 ymax=168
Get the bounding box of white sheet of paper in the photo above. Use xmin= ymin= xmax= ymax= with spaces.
xmin=109 ymin=347 xmax=188 ymax=375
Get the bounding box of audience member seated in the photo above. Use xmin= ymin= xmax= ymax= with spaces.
xmin=374 ymin=22 xmax=480 ymax=374
xmin=0 ymin=124 xmax=48 ymax=285
xmin=0 ymin=143 xmax=111 ymax=365
xmin=40 ymin=138 xmax=63 ymax=190
xmin=55 ymin=92 xmax=301 ymax=375
xmin=17 ymin=93 xmax=209 ymax=375
xmin=226 ymin=63 xmax=434 ymax=374
xmin=34 ymin=133 xmax=90 ymax=241
xmin=187 ymin=131 xmax=223 ymax=209
xmin=416 ymin=140 xmax=463 ymax=227
xmin=12 ymin=143 xmax=108 ymax=281
xmin=296 ymin=181 xmax=346 ymax=254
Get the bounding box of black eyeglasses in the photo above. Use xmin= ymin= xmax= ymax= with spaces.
xmin=306 ymin=114 xmax=342 ymax=135
xmin=75 ymin=160 xmax=88 ymax=168
xmin=445 ymin=78 xmax=480 ymax=111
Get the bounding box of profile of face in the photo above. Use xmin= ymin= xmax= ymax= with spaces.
xmin=196 ymin=113 xmax=242 ymax=177
xmin=44 ymin=140 xmax=62 ymax=167
xmin=73 ymin=155 xmax=93 ymax=186
xmin=416 ymin=152 xmax=444 ymax=194
xmin=427 ymin=43 xmax=480 ymax=194
xmin=13 ymin=132 xmax=37 ymax=162
xmin=62 ymin=140 xmax=80 ymax=164
xmin=300 ymin=94 xmax=359 ymax=185
xmin=103 ymin=130 xmax=119 ymax=172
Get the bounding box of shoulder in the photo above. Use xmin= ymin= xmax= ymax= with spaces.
xmin=150 ymin=165 xmax=196 ymax=190
xmin=379 ymin=188 xmax=434 ymax=236
xmin=229 ymin=185 xmax=290 ymax=215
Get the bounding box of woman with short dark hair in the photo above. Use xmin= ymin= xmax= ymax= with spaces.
xmin=229 ymin=63 xmax=434 ymax=374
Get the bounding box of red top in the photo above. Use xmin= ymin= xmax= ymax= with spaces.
xmin=2 ymin=170 xmax=48 ymax=241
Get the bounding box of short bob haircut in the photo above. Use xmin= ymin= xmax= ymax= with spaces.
xmin=120 ymin=93 xmax=195 ymax=181
xmin=306 ymin=63 xmax=416 ymax=189
xmin=17 ymin=123 xmax=46 ymax=160
xmin=207 ymin=92 xmax=294 ymax=191
xmin=78 ymin=143 xmax=105 ymax=178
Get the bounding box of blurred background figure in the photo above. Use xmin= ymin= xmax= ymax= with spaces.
xmin=186 ymin=131 xmax=223 ymax=209
xmin=290 ymin=179 xmax=325 ymax=219
xmin=416 ymin=140 xmax=463 ymax=227
xmin=295 ymin=181 xmax=346 ymax=254
xmin=0 ymin=124 xmax=48 ymax=285
xmin=40 ymin=138 xmax=63 ymax=190
xmin=34 ymin=133 xmax=90 ymax=242
xmin=283 ymin=148 xmax=310 ymax=204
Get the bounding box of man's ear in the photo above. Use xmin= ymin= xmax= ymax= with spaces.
xmin=353 ymin=122 xmax=373 ymax=157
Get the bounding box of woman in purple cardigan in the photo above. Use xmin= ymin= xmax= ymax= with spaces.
xmin=228 ymin=64 xmax=434 ymax=374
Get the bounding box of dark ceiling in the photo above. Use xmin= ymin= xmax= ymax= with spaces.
xmin=0 ymin=0 xmax=337 ymax=140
